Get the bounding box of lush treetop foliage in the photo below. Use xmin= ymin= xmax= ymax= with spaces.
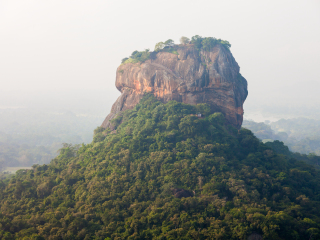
xmin=190 ymin=35 xmax=231 ymax=51
xmin=121 ymin=36 xmax=231 ymax=65
xmin=243 ymin=120 xmax=320 ymax=167
xmin=1 ymin=94 xmax=320 ymax=239
xmin=265 ymin=140 xmax=320 ymax=168
xmin=121 ymin=49 xmax=151 ymax=64
xmin=154 ymin=39 xmax=175 ymax=52
xmin=179 ymin=36 xmax=190 ymax=45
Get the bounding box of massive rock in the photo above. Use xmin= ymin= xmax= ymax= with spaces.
xmin=101 ymin=44 xmax=248 ymax=129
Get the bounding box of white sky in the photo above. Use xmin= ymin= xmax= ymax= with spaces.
xmin=0 ymin=0 xmax=320 ymax=118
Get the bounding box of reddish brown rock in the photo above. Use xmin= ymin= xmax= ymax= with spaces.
xmin=101 ymin=44 xmax=248 ymax=129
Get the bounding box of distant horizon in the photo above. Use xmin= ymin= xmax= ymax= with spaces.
xmin=1 ymin=93 xmax=320 ymax=123
xmin=2 ymin=86 xmax=320 ymax=122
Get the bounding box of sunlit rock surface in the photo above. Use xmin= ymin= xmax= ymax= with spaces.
xmin=102 ymin=44 xmax=248 ymax=129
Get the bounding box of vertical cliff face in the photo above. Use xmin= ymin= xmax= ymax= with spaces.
xmin=101 ymin=44 xmax=248 ymax=129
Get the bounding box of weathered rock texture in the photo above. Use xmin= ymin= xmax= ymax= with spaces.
xmin=101 ymin=44 xmax=248 ymax=129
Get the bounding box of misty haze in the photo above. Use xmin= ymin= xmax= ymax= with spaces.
xmin=0 ymin=1 xmax=320 ymax=239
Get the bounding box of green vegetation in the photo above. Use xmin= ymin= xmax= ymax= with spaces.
xmin=1 ymin=94 xmax=320 ymax=239
xmin=154 ymin=39 xmax=175 ymax=52
xmin=121 ymin=39 xmax=178 ymax=65
xmin=190 ymin=35 xmax=231 ymax=51
xmin=121 ymin=36 xmax=231 ymax=65
xmin=243 ymin=119 xmax=320 ymax=168
xmin=161 ymin=47 xmax=179 ymax=55
xmin=265 ymin=141 xmax=320 ymax=168
xmin=180 ymin=36 xmax=190 ymax=45
xmin=121 ymin=49 xmax=151 ymax=64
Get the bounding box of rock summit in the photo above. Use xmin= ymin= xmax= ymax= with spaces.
xmin=102 ymin=43 xmax=248 ymax=129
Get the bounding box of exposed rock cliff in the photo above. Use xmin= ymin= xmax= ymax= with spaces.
xmin=101 ymin=44 xmax=248 ymax=129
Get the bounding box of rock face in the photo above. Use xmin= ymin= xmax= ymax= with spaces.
xmin=101 ymin=44 xmax=248 ymax=129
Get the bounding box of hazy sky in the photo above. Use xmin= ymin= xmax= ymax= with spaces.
xmin=1 ymin=0 xmax=319 ymax=119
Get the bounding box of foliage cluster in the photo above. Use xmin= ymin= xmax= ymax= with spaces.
xmin=121 ymin=39 xmax=178 ymax=65
xmin=121 ymin=49 xmax=151 ymax=64
xmin=190 ymin=35 xmax=231 ymax=51
xmin=154 ymin=39 xmax=175 ymax=52
xmin=179 ymin=36 xmax=190 ymax=45
xmin=1 ymin=95 xmax=320 ymax=239
xmin=153 ymin=39 xmax=178 ymax=55
xmin=121 ymin=36 xmax=232 ymax=65
xmin=265 ymin=140 xmax=320 ymax=168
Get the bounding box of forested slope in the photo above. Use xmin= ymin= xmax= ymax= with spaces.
xmin=0 ymin=95 xmax=320 ymax=239
xmin=242 ymin=120 xmax=320 ymax=167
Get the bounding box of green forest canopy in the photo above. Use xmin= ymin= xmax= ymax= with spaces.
xmin=0 ymin=94 xmax=320 ymax=239
xmin=242 ymin=120 xmax=320 ymax=166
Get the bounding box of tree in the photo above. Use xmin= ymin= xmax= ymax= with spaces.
xmin=121 ymin=58 xmax=128 ymax=63
xmin=130 ymin=50 xmax=139 ymax=59
xmin=202 ymin=37 xmax=218 ymax=51
xmin=164 ymin=39 xmax=174 ymax=47
xmin=219 ymin=40 xmax=231 ymax=49
xmin=191 ymin=35 xmax=202 ymax=42
xmin=191 ymin=35 xmax=203 ymax=49
xmin=154 ymin=42 xmax=165 ymax=52
xmin=180 ymin=36 xmax=190 ymax=44
xmin=265 ymin=140 xmax=290 ymax=155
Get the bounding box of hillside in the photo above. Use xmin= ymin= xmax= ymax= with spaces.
xmin=270 ymin=118 xmax=320 ymax=155
xmin=0 ymin=95 xmax=320 ymax=239
xmin=242 ymin=120 xmax=320 ymax=168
